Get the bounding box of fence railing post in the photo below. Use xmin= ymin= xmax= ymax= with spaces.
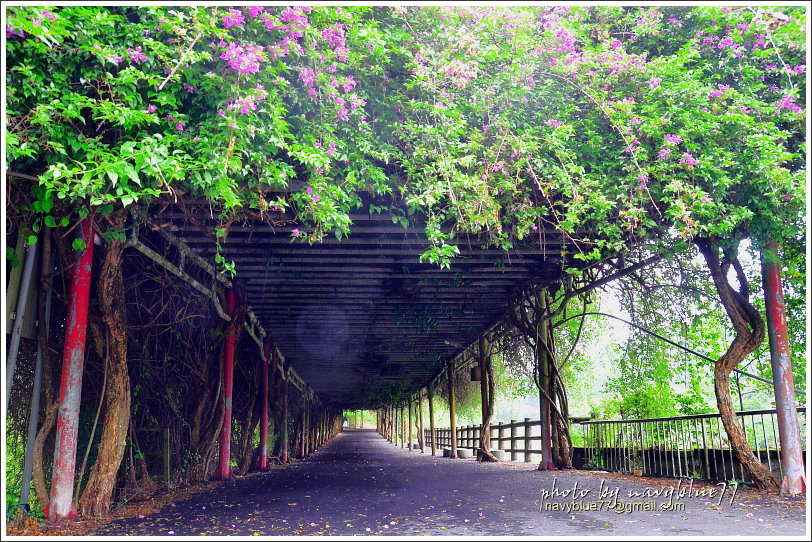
xmin=163 ymin=427 xmax=171 ymax=488
xmin=524 ymin=418 xmax=532 ymax=463
xmin=510 ymin=419 xmax=517 ymax=461
xmin=497 ymin=422 xmax=504 ymax=453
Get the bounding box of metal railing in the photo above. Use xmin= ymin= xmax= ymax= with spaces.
xmin=427 ymin=409 xmax=806 ymax=485
xmin=579 ymin=408 xmax=806 ymax=483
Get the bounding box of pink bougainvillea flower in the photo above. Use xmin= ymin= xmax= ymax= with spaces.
xmin=143 ymin=104 xmax=157 ymax=114
xmin=222 ymin=8 xmax=245 ymax=29
xmin=343 ymin=75 xmax=357 ymax=93
xmin=175 ymin=121 xmax=185 ymax=131
xmin=6 ymin=25 xmax=25 ymax=39
xmin=649 ymin=77 xmax=661 ymax=89
xmin=220 ymin=42 xmax=266 ymax=75
xmin=679 ymin=152 xmax=698 ymax=165
xmin=127 ymin=46 xmax=147 ymax=63
xmin=774 ymin=94 xmax=802 ymax=113
xmin=709 ymin=84 xmax=730 ymax=98
xmin=664 ymin=133 xmax=682 ymax=145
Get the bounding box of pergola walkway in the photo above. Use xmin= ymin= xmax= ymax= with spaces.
xmin=93 ymin=429 xmax=805 ymax=537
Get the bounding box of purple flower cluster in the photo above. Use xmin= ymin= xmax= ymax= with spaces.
xmin=248 ymin=6 xmax=265 ymax=19
xmin=6 ymin=24 xmax=25 ymax=39
xmin=220 ymin=42 xmax=266 ymax=74
xmin=678 ymin=153 xmax=698 ymax=166
xmin=663 ymin=133 xmax=682 ymax=145
xmin=322 ymin=23 xmax=345 ymax=47
xmin=299 ymin=67 xmax=317 ymax=86
xmin=127 ymin=46 xmax=147 ymax=63
xmin=222 ymin=8 xmax=246 ymax=30
xmin=305 ymin=187 xmax=320 ymax=203
xmin=774 ymin=95 xmax=801 ymax=114
xmin=280 ymin=6 xmax=310 ymax=26
xmin=225 ymin=84 xmax=268 ymax=116
xmin=637 ymin=174 xmax=649 ymax=189
xmin=708 ymin=84 xmax=730 ymax=98
xmin=594 ymin=50 xmax=648 ymax=78
xmin=321 ymin=23 xmax=349 ymax=61
xmin=262 ymin=7 xmax=310 ymax=58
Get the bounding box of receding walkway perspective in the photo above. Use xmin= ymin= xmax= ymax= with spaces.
xmin=93 ymin=429 xmax=805 ymax=537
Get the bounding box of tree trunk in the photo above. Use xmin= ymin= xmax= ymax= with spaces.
xmin=237 ymin=358 xmax=260 ymax=474
xmin=79 ymin=220 xmax=132 ymax=517
xmin=188 ymin=390 xmax=224 ymax=482
xmin=32 ymin=228 xmax=56 ymax=507
xmin=188 ymin=348 xmax=225 ymax=483
xmin=32 ymin=400 xmax=58 ymax=507
xmin=696 ymin=238 xmax=780 ymax=491
xmin=536 ymin=290 xmax=557 ymax=471
xmin=478 ymin=337 xmax=499 ymax=462
xmin=551 ymin=374 xmax=573 ymax=468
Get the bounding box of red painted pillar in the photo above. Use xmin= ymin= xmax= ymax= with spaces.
xmin=47 ymin=219 xmax=95 ymax=521
xmin=280 ymin=374 xmax=290 ymax=463
xmin=216 ymin=289 xmax=237 ymax=479
xmin=761 ymin=240 xmax=806 ymax=496
xmin=256 ymin=339 xmax=271 ymax=471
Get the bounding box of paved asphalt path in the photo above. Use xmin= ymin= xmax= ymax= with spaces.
xmin=94 ymin=429 xmax=807 ymax=537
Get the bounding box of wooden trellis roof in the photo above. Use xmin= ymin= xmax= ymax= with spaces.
xmin=144 ymin=201 xmax=575 ymax=409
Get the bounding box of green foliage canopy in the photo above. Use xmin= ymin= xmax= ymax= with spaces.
xmin=6 ymin=5 xmax=806 ymax=268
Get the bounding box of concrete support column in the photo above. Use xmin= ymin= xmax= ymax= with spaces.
xmin=216 ymin=289 xmax=237 ymax=479
xmin=418 ymin=394 xmax=424 ymax=453
xmin=47 ymin=219 xmax=95 ymax=521
xmin=447 ymin=363 xmax=458 ymax=459
xmin=762 ymin=240 xmax=806 ymax=496
xmin=407 ymin=397 xmax=413 ymax=450
xmin=280 ymin=372 xmax=289 ymax=463
xmin=256 ymin=340 xmax=271 ymax=470
xmin=428 ymin=387 xmax=437 ymax=456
